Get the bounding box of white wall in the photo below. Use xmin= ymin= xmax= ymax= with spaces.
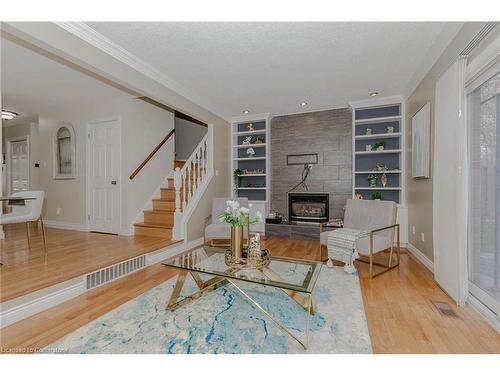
xmin=175 ymin=117 xmax=207 ymax=160
xmin=121 ymin=98 xmax=175 ymax=234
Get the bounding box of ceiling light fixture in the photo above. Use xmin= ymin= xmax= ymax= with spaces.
xmin=369 ymin=92 xmax=379 ymax=97
xmin=1 ymin=110 xmax=18 ymax=120
xmin=243 ymin=110 xmax=249 ymax=114
xmin=300 ymin=102 xmax=308 ymax=107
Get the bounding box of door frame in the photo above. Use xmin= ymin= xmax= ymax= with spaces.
xmin=86 ymin=117 xmax=122 ymax=235
xmin=6 ymin=135 xmax=30 ymax=195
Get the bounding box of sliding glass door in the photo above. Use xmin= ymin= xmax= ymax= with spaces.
xmin=468 ymin=69 xmax=500 ymax=317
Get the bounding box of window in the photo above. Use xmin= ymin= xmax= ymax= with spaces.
xmin=53 ymin=123 xmax=76 ymax=179
xmin=468 ymin=69 xmax=500 ymax=316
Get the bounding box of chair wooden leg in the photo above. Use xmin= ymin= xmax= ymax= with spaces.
xmin=40 ymin=218 xmax=48 ymax=252
xmin=26 ymin=222 xmax=31 ymax=249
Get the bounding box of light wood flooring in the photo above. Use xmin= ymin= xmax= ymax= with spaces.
xmin=1 ymin=234 xmax=499 ymax=353
xmin=0 ymin=224 xmax=180 ymax=302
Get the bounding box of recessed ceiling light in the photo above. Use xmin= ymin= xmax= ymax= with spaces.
xmin=243 ymin=110 xmax=249 ymax=114
xmin=369 ymin=92 xmax=379 ymax=97
xmin=1 ymin=110 xmax=18 ymax=120
xmin=300 ymin=102 xmax=308 ymax=107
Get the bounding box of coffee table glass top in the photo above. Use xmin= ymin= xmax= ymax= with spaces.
xmin=162 ymin=246 xmax=322 ymax=294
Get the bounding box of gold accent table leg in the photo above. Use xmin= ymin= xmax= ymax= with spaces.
xmin=166 ymin=271 xmax=227 ymax=311
xmin=226 ymin=279 xmax=312 ymax=350
xmin=261 ymin=267 xmax=315 ymax=315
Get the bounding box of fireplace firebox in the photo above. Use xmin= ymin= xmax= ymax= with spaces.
xmin=287 ymin=192 xmax=330 ymax=224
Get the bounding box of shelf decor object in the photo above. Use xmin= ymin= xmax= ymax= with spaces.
xmin=350 ymin=96 xmax=405 ymax=203
xmin=231 ymin=113 xmax=270 ymax=234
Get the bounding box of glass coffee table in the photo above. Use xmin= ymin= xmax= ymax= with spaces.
xmin=162 ymin=246 xmax=322 ymax=349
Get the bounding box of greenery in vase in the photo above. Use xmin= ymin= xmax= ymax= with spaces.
xmin=372 ymin=192 xmax=383 ymax=200
xmin=219 ymin=200 xmax=263 ymax=227
xmin=373 ymin=141 xmax=386 ymax=150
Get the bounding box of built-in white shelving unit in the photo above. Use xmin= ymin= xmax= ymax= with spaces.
xmin=349 ymin=96 xmax=406 ymax=204
xmin=349 ymin=96 xmax=408 ymax=245
xmin=230 ymin=113 xmax=271 ymax=234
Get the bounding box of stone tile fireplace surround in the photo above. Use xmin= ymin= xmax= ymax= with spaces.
xmin=270 ymin=108 xmax=352 ymax=221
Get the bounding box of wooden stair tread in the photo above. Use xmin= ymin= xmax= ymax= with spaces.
xmin=152 ymin=198 xmax=175 ymax=202
xmin=133 ymin=222 xmax=173 ymax=229
xmin=143 ymin=209 xmax=175 ymax=214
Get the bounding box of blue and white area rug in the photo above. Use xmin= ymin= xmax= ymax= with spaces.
xmin=46 ymin=265 xmax=372 ymax=354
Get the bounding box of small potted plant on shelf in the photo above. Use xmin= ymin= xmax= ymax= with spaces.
xmin=372 ymin=192 xmax=383 ymax=200
xmin=367 ymin=174 xmax=378 ymax=187
xmin=373 ymin=141 xmax=386 ymax=151
xmin=233 ymin=168 xmax=242 ymax=193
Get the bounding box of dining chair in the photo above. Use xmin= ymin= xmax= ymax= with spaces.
xmin=0 ymin=190 xmax=47 ymax=251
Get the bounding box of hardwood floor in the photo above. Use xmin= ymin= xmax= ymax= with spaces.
xmin=0 ymin=224 xmax=180 ymax=302
xmin=1 ymin=236 xmax=499 ymax=353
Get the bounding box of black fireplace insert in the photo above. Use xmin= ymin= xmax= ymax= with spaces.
xmin=287 ymin=192 xmax=330 ymax=224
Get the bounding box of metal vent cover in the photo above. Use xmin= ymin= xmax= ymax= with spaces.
xmin=86 ymin=255 xmax=146 ymax=289
xmin=432 ymin=300 xmax=460 ymax=319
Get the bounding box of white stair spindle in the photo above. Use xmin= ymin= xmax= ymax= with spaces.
xmin=173 ymin=167 xmax=182 ymax=214
xmin=182 ymin=170 xmax=186 ymax=210
xmin=197 ymin=149 xmax=202 ymax=186
xmin=188 ymin=164 xmax=192 ymax=201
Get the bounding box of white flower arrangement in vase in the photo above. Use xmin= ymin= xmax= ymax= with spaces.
xmin=219 ymin=200 xmax=262 ymax=259
xmin=219 ymin=200 xmax=262 ymax=227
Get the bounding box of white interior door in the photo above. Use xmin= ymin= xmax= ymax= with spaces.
xmin=8 ymin=137 xmax=29 ymax=194
xmin=88 ymin=119 xmax=121 ymax=234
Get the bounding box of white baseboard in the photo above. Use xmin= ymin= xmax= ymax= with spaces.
xmin=0 ymin=237 xmax=203 ymax=329
xmin=467 ymin=293 xmax=500 ymax=333
xmin=407 ymin=242 xmax=434 ymax=273
xmin=44 ymin=220 xmax=89 ymax=232
xmin=0 ymin=277 xmax=86 ymax=329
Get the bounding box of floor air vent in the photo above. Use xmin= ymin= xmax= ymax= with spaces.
xmin=431 ymin=300 xmax=460 ymax=319
xmin=86 ymin=255 xmax=147 ymax=290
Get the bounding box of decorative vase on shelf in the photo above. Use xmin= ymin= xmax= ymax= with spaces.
xmin=365 ymin=144 xmax=372 ymax=151
xmin=367 ymin=174 xmax=378 ymax=188
xmin=381 ymin=173 xmax=388 ymax=188
xmin=387 ymin=126 xmax=394 ymax=133
xmin=366 ymin=128 xmax=372 ymax=135
xmin=231 ymin=226 xmax=244 ymax=259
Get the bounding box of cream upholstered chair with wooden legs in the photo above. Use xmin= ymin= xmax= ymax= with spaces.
xmin=0 ymin=190 xmax=47 ymax=251
xmin=319 ymin=199 xmax=400 ymax=278
xmin=204 ymin=197 xmax=250 ymax=247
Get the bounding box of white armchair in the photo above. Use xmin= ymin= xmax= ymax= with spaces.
xmin=320 ymin=199 xmax=399 ymax=278
xmin=204 ymin=197 xmax=250 ymax=247
xmin=0 ymin=191 xmax=47 ymax=251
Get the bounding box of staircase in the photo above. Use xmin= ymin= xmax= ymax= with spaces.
xmin=133 ymin=160 xmax=184 ymax=239
xmin=133 ymin=126 xmax=213 ymax=240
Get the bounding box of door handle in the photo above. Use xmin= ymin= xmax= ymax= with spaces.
xmin=111 ymin=181 xmax=117 ymax=185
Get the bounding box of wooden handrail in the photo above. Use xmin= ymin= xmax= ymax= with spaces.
xmin=129 ymin=129 xmax=175 ymax=180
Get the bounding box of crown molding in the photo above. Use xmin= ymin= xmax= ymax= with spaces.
xmin=54 ymin=22 xmax=223 ymax=119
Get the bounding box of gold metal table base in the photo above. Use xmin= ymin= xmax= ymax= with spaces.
xmin=166 ymin=269 xmax=315 ymax=350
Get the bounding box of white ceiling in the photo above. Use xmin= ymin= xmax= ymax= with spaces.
xmin=86 ymin=22 xmax=463 ymax=120
xmin=1 ymin=37 xmax=131 ymax=122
